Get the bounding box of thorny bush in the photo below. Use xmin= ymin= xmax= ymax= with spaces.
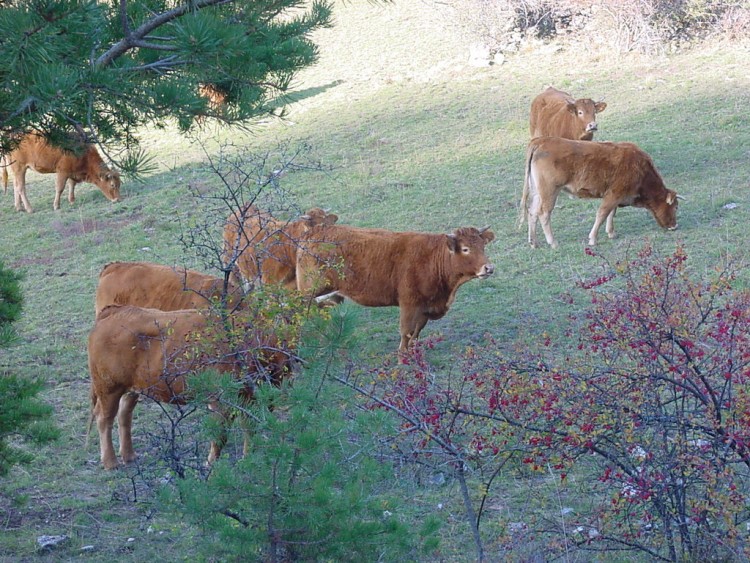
xmin=348 ymin=244 xmax=750 ymax=561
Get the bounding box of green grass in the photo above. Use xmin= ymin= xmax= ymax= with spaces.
xmin=1 ymin=1 xmax=750 ymax=560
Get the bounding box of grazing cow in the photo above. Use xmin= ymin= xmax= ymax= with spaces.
xmin=529 ymin=86 xmax=607 ymax=141
xmin=2 ymin=131 xmax=121 ymax=213
xmin=88 ymin=304 xmax=292 ymax=469
xmin=519 ymin=137 xmax=679 ymax=249
xmin=223 ymin=205 xmax=339 ymax=291
xmin=296 ymin=225 xmax=495 ymax=351
xmin=95 ymin=261 xmax=242 ymax=316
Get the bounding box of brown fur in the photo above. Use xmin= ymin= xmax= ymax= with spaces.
xmin=198 ymin=83 xmax=228 ymax=109
xmin=519 ymin=137 xmax=679 ymax=248
xmin=529 ymin=86 xmax=607 ymax=141
xmin=94 ymin=261 xmax=243 ymax=316
xmin=88 ymin=304 xmax=291 ymax=469
xmin=2 ymin=131 xmax=121 ymax=213
xmin=296 ymin=225 xmax=495 ymax=351
xmin=223 ymin=205 xmax=338 ymax=291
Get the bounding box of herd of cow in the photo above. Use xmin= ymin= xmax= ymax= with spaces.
xmin=1 ymin=86 xmax=681 ymax=469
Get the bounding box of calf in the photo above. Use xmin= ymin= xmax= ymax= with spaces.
xmin=95 ymin=261 xmax=242 ymax=316
xmin=2 ymin=131 xmax=121 ymax=213
xmin=529 ymin=86 xmax=607 ymax=141
xmin=296 ymin=225 xmax=495 ymax=351
xmin=88 ymin=304 xmax=292 ymax=469
xmin=223 ymin=205 xmax=338 ymax=291
xmin=519 ymin=137 xmax=679 ymax=248
xmin=3 ymin=132 xmax=120 ymax=213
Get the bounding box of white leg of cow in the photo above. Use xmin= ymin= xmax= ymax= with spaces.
xmin=13 ymin=173 xmax=33 ymax=213
xmin=96 ymin=394 xmax=121 ymax=470
xmin=117 ymin=392 xmax=139 ymax=464
xmin=53 ymin=174 xmax=66 ymax=210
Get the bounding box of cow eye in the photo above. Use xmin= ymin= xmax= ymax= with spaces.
xmin=577 ymin=110 xmax=584 ymax=116
xmin=461 ymin=247 xmax=470 ymax=254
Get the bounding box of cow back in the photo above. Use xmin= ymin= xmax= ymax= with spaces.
xmin=95 ymin=261 xmax=240 ymax=316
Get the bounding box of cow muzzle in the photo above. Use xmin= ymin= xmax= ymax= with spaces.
xmin=586 ymin=122 xmax=598 ymax=132
xmin=477 ymin=263 xmax=495 ymax=279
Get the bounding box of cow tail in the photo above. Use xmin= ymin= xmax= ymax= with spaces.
xmin=518 ymin=141 xmax=538 ymax=229
xmin=85 ymin=386 xmax=97 ymax=448
xmin=1 ymin=155 xmax=7 ymax=195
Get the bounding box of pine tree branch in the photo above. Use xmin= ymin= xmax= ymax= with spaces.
xmin=95 ymin=0 xmax=234 ymax=69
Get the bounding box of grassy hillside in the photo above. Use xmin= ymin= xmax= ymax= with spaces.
xmin=1 ymin=0 xmax=749 ymax=560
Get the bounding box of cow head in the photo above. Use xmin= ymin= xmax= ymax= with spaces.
xmin=653 ymin=189 xmax=679 ymax=230
xmin=567 ymin=98 xmax=607 ymax=141
xmin=300 ymin=207 xmax=338 ymax=228
xmin=446 ymin=226 xmax=495 ymax=279
xmin=97 ymin=168 xmax=121 ymax=203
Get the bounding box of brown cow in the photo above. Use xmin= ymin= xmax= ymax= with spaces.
xmin=296 ymin=225 xmax=495 ymax=351
xmin=95 ymin=261 xmax=242 ymax=316
xmin=88 ymin=304 xmax=292 ymax=469
xmin=529 ymin=86 xmax=607 ymax=141
xmin=2 ymin=131 xmax=121 ymax=213
xmin=198 ymin=83 xmax=228 ymax=109
xmin=519 ymin=137 xmax=679 ymax=249
xmin=223 ymin=205 xmax=339 ymax=291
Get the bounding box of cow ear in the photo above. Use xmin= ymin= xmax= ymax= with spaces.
xmin=666 ymin=191 xmax=677 ymax=205
xmin=325 ymin=213 xmax=338 ymax=225
xmin=595 ymin=101 xmax=607 ymax=113
xmin=480 ymin=229 xmax=495 ymax=244
xmin=566 ymin=101 xmax=578 ymax=114
xmin=446 ymin=233 xmax=459 ymax=253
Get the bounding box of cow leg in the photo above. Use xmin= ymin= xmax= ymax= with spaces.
xmin=398 ymin=308 xmax=429 ymax=352
xmin=539 ymin=210 xmax=558 ymax=249
xmin=206 ymin=402 xmax=233 ymax=465
xmin=526 ymin=192 xmax=539 ymax=248
xmin=53 ymin=174 xmax=66 ymax=210
xmin=67 ymin=178 xmax=76 ymax=204
xmin=527 ymin=209 xmax=539 ymax=248
xmin=117 ymin=391 xmax=139 ymax=464
xmin=96 ymin=393 xmax=122 ymax=470
xmin=605 ymin=208 xmax=617 ymax=239
xmin=589 ymin=200 xmax=618 ymax=246
xmin=13 ymin=172 xmax=33 ymax=213
xmin=529 ymin=188 xmax=558 ymax=249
